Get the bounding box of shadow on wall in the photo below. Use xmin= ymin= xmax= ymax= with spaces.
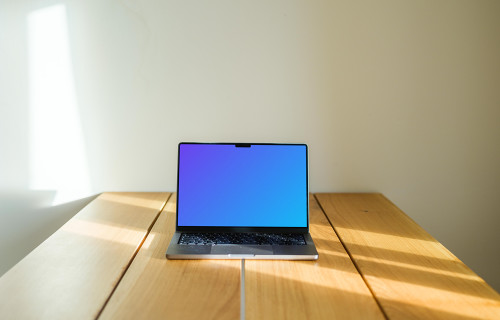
xmin=0 ymin=191 xmax=98 ymax=277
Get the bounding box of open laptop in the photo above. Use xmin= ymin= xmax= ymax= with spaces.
xmin=166 ymin=142 xmax=318 ymax=260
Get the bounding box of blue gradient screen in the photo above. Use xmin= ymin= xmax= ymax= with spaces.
xmin=177 ymin=144 xmax=307 ymax=227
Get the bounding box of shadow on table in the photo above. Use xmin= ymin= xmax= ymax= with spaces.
xmin=244 ymin=261 xmax=483 ymax=320
xmin=313 ymin=193 xmax=500 ymax=319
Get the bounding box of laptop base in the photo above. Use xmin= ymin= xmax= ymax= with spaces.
xmin=166 ymin=232 xmax=319 ymax=260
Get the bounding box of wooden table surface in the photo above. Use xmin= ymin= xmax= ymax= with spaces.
xmin=0 ymin=193 xmax=499 ymax=319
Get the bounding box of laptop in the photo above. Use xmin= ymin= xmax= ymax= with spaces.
xmin=166 ymin=142 xmax=318 ymax=260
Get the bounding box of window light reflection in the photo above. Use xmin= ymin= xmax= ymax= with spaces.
xmin=28 ymin=4 xmax=90 ymax=205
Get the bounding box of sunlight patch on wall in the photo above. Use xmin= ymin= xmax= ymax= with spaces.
xmin=28 ymin=4 xmax=90 ymax=205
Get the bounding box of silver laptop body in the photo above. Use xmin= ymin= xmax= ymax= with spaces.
xmin=166 ymin=142 xmax=318 ymax=260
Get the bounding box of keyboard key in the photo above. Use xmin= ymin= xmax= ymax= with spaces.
xmin=178 ymin=233 xmax=306 ymax=246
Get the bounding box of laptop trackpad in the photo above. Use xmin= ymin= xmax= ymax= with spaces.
xmin=211 ymin=245 xmax=273 ymax=255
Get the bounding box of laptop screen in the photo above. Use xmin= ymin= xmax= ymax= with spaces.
xmin=177 ymin=143 xmax=308 ymax=228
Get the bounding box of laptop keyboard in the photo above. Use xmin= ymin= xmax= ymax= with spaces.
xmin=178 ymin=233 xmax=306 ymax=246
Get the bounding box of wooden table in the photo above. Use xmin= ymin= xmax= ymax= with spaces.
xmin=0 ymin=193 xmax=499 ymax=319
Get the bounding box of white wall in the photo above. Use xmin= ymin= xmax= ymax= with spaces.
xmin=1 ymin=0 xmax=499 ymax=291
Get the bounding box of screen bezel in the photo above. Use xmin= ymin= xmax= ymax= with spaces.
xmin=175 ymin=142 xmax=309 ymax=233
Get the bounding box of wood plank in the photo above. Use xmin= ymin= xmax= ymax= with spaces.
xmin=315 ymin=193 xmax=500 ymax=320
xmin=99 ymin=194 xmax=240 ymax=320
xmin=245 ymin=194 xmax=385 ymax=320
xmin=0 ymin=192 xmax=170 ymax=320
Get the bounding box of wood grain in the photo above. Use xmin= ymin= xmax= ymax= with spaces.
xmin=99 ymin=194 xmax=240 ymax=320
xmin=315 ymin=193 xmax=500 ymax=320
xmin=0 ymin=192 xmax=170 ymax=320
xmin=244 ymin=194 xmax=385 ymax=320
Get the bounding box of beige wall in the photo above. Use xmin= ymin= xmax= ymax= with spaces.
xmin=1 ymin=1 xmax=499 ymax=291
